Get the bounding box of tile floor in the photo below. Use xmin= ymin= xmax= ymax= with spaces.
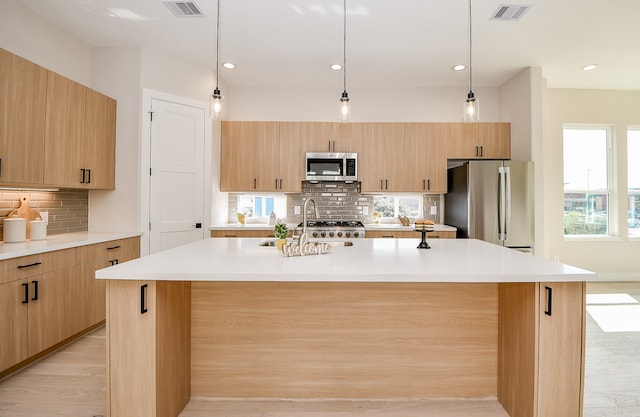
xmin=0 ymin=282 xmax=638 ymax=417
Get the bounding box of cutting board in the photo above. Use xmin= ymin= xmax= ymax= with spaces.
xmin=7 ymin=196 xmax=42 ymax=238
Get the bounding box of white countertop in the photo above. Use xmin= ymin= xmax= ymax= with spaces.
xmin=96 ymin=237 xmax=595 ymax=283
xmin=0 ymin=231 xmax=143 ymax=260
xmin=209 ymin=223 xmax=456 ymax=232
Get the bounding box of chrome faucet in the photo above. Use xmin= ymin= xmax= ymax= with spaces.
xmin=302 ymin=198 xmax=319 ymax=236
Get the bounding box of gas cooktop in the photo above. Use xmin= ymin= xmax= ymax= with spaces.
xmin=301 ymin=220 xmax=365 ymax=228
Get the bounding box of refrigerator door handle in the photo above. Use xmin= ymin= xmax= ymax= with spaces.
xmin=504 ymin=166 xmax=511 ymax=241
xmin=498 ymin=167 xmax=507 ymax=241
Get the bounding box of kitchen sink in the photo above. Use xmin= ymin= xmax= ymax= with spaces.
xmin=259 ymin=240 xmax=353 ymax=247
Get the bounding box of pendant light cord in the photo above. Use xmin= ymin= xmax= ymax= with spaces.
xmin=468 ymin=0 xmax=473 ymax=94
xmin=343 ymin=0 xmax=347 ymax=94
xmin=215 ymin=0 xmax=220 ymax=90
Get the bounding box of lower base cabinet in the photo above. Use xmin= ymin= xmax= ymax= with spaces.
xmin=106 ymin=280 xmax=191 ymax=417
xmin=0 ymin=236 xmax=140 ymax=378
xmin=366 ymin=230 xmax=456 ymax=239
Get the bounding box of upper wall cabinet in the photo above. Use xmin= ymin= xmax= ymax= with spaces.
xmin=44 ymin=72 xmax=116 ymax=189
xmin=447 ymin=122 xmax=511 ymax=159
xmin=301 ymin=122 xmax=363 ymax=154
xmin=0 ymin=49 xmax=116 ymax=190
xmin=220 ymin=121 xmax=302 ymax=192
xmin=0 ymin=49 xmax=47 ymax=186
xmin=405 ymin=123 xmax=447 ymax=193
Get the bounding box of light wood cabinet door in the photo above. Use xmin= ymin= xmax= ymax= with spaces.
xmin=360 ymin=123 xmax=387 ymax=192
xmin=84 ymin=89 xmax=116 ymax=189
xmin=448 ymin=122 xmax=510 ymax=159
xmin=537 ymin=282 xmax=585 ymax=417
xmin=478 ymin=122 xmax=511 ymax=159
xmin=366 ymin=230 xmax=455 ymax=239
xmin=44 ymin=71 xmax=86 ymax=187
xmin=301 ymin=122 xmax=332 ymax=152
xmin=0 ymin=279 xmax=29 ymax=371
xmin=278 ymin=122 xmax=302 ymax=192
xmin=0 ymin=48 xmax=46 ymax=186
xmin=405 ymin=123 xmax=447 ymax=193
xmin=381 ymin=123 xmax=407 ymax=192
xmin=331 ymin=122 xmax=363 ymax=154
xmin=220 ymin=121 xmax=259 ymax=191
xmin=300 ymin=122 xmax=362 ymax=153
xmin=255 ymin=122 xmax=280 ymax=191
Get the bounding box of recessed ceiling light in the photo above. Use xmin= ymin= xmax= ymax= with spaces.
xmin=223 ymin=62 xmax=236 ymax=69
xmin=330 ymin=64 xmax=343 ymax=71
xmin=582 ymin=64 xmax=597 ymax=71
xmin=452 ymin=64 xmax=466 ymax=71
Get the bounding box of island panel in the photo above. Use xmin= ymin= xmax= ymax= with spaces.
xmin=191 ymin=281 xmax=498 ymax=398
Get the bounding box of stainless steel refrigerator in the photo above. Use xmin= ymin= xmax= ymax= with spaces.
xmin=445 ymin=161 xmax=534 ymax=252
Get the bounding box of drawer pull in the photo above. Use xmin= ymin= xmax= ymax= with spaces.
xmin=224 ymin=234 xmax=237 ymax=237
xmin=22 ymin=283 xmax=29 ymax=304
xmin=141 ymin=284 xmax=148 ymax=314
xmin=544 ymin=286 xmax=553 ymax=316
xmin=17 ymin=262 xmax=42 ymax=269
xmin=109 ymin=259 xmax=120 ymax=266
xmin=107 ymin=245 xmax=122 ymax=250
xmin=382 ymin=235 xmax=394 ymax=238
xmin=31 ymin=280 xmax=39 ymax=301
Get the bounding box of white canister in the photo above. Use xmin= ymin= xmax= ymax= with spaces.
xmin=3 ymin=217 xmax=27 ymax=243
xmin=30 ymin=220 xmax=47 ymax=241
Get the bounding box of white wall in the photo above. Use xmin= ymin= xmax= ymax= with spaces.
xmin=227 ymin=85 xmax=501 ymax=122
xmin=546 ymin=89 xmax=640 ymax=278
xmin=0 ymin=0 xmax=92 ymax=85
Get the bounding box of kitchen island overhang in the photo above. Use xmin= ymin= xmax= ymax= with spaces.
xmin=98 ymin=238 xmax=595 ymax=417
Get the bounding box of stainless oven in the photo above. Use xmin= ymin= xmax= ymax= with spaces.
xmin=305 ymin=152 xmax=357 ymax=181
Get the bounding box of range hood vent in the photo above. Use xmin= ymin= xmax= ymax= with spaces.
xmin=490 ymin=4 xmax=531 ymax=21
xmin=163 ymin=1 xmax=205 ymax=17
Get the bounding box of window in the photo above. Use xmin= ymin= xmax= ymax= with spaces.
xmin=373 ymin=195 xmax=422 ymax=219
xmin=563 ymin=127 xmax=611 ymax=236
xmin=629 ymin=129 xmax=640 ymax=238
xmin=237 ymin=195 xmax=286 ymax=219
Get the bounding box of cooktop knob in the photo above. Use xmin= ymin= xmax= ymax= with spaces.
xmin=345 ymin=232 xmax=351 ymax=238
xmin=329 ymin=232 xmax=335 ymax=238
xmin=337 ymin=232 xmax=343 ymax=237
xmin=321 ymin=232 xmax=326 ymax=238
xmin=312 ymin=232 xmax=318 ymax=238
xmin=353 ymin=232 xmax=360 ymax=238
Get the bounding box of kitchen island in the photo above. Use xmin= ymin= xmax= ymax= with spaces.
xmin=97 ymin=238 xmax=595 ymax=417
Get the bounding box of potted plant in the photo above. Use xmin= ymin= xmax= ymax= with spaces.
xmin=274 ymin=221 xmax=288 ymax=250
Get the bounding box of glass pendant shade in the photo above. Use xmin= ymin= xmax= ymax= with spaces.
xmin=464 ymin=92 xmax=479 ymax=122
xmin=210 ymin=88 xmax=224 ymax=120
xmin=340 ymin=91 xmax=351 ymax=123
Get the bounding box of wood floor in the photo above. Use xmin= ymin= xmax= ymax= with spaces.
xmin=0 ymin=282 xmax=638 ymax=417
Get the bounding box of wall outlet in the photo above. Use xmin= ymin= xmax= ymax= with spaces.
xmin=294 ymin=206 xmax=301 ymax=215
xmin=430 ymin=205 xmax=437 ymax=215
xmin=363 ymin=206 xmax=369 ymax=215
xmin=40 ymin=211 xmax=49 ymax=225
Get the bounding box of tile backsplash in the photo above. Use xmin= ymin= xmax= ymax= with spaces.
xmin=0 ymin=189 xmax=89 ymax=241
xmin=229 ymin=182 xmax=441 ymax=225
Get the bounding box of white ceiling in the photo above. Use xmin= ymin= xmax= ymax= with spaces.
xmin=15 ymin=0 xmax=640 ymax=90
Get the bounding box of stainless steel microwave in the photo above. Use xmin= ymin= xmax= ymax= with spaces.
xmin=305 ymin=152 xmax=357 ymax=181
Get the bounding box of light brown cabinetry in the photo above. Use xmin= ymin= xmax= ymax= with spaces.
xmin=211 ymin=229 xmax=277 ymax=238
xmin=0 ymin=237 xmax=140 ymax=378
xmin=360 ymin=123 xmax=407 ymax=192
xmin=366 ymin=230 xmax=456 ymax=239
xmin=44 ymin=72 xmax=116 ymax=189
xmin=498 ymin=281 xmax=585 ymax=417
xmin=0 ymin=48 xmax=47 ymax=186
xmin=0 ymin=49 xmax=116 ymax=189
xmin=447 ymin=122 xmax=510 ymax=159
xmin=301 ymin=122 xmax=363 ymax=154
xmin=405 ymin=123 xmax=447 ymax=193
xmin=221 ymin=121 xmax=302 ymax=192
xmin=106 ymin=280 xmax=191 ymax=417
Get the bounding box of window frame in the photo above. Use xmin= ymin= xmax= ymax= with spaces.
xmin=562 ymin=125 xmax=615 ymax=239
xmin=373 ymin=194 xmax=423 ymax=220
xmin=628 ymin=128 xmax=640 ymax=239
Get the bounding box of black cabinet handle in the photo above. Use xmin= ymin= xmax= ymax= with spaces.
xmin=0 ymin=157 xmax=2 ymax=177
xmin=106 ymin=245 xmax=122 ymax=250
xmin=17 ymin=262 xmax=42 ymax=269
xmin=109 ymin=259 xmax=120 ymax=266
xmin=544 ymin=286 xmax=553 ymax=316
xmin=22 ymin=283 xmax=29 ymax=304
xmin=87 ymin=169 xmax=91 ymax=184
xmin=427 ymin=179 xmax=431 ymax=190
xmin=279 ymin=179 xmax=282 ymax=189
xmin=423 ymin=179 xmax=426 ymax=190
xmin=141 ymin=284 xmax=148 ymax=314
xmin=31 ymin=280 xmax=38 ymax=301
xmin=380 ymin=179 xmax=383 ymax=190
xmin=480 ymin=146 xmax=484 ymax=157
xmin=385 ymin=179 xmax=388 ymax=190
xmin=81 ymin=168 xmax=86 ymax=184
xmin=253 ymin=178 xmax=257 ymax=189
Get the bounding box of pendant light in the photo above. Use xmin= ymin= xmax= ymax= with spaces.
xmin=209 ymin=0 xmax=224 ymax=120
xmin=339 ymin=0 xmax=351 ymax=123
xmin=464 ymin=0 xmax=479 ymax=122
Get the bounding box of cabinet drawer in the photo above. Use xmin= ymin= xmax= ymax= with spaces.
xmin=211 ymin=230 xmax=277 ymax=238
xmin=77 ymin=237 xmax=140 ymax=263
xmin=0 ymin=248 xmax=77 ymax=285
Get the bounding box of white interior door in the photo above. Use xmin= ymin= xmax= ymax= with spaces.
xmin=149 ymin=98 xmax=205 ymax=254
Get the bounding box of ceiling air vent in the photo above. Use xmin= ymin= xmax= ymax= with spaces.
xmin=491 ymin=4 xmax=531 ymax=21
xmin=163 ymin=1 xmax=205 ymax=17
